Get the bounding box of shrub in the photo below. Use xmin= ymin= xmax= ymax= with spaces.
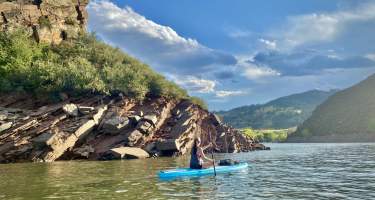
xmin=0 ymin=30 xmax=195 ymax=103
xmin=189 ymin=96 xmax=208 ymax=110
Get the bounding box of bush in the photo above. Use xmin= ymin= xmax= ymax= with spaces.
xmin=189 ymin=96 xmax=208 ymax=110
xmin=0 ymin=30 xmax=191 ymax=102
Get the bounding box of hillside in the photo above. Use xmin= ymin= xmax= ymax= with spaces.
xmin=216 ymin=90 xmax=337 ymax=129
xmin=0 ymin=0 xmax=265 ymax=163
xmin=288 ymin=74 xmax=375 ymax=142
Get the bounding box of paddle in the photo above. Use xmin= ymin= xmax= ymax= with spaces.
xmin=208 ymin=130 xmax=216 ymax=176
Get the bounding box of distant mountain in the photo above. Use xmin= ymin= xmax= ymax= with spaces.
xmin=216 ymin=90 xmax=337 ymax=129
xmin=288 ymin=74 xmax=375 ymax=142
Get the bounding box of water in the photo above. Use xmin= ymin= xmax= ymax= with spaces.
xmin=1 ymin=143 xmax=375 ymax=199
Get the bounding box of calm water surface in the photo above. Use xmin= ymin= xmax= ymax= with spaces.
xmin=1 ymin=143 xmax=375 ymax=199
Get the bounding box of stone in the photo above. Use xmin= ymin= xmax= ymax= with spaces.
xmin=35 ymin=106 xmax=105 ymax=162
xmin=212 ymin=114 xmax=222 ymax=126
xmin=137 ymin=111 xmax=144 ymax=117
xmin=73 ymin=145 xmax=94 ymax=158
xmin=0 ymin=122 xmax=13 ymax=133
xmin=136 ymin=121 xmax=153 ymax=134
xmin=143 ymin=142 xmax=156 ymax=154
xmin=106 ymin=147 xmax=149 ymax=159
xmin=102 ymin=116 xmax=130 ymax=134
xmin=0 ymin=0 xmax=88 ymax=44
xmin=128 ymin=115 xmax=141 ymax=125
xmin=172 ymin=109 xmax=181 ymax=116
xmin=78 ymin=106 xmax=95 ymax=114
xmin=93 ymin=105 xmax=108 ymax=124
xmin=143 ymin=114 xmax=158 ymax=126
xmin=127 ymin=130 xmax=144 ymax=146
xmin=0 ymin=112 xmax=8 ymax=121
xmin=62 ymin=103 xmax=79 ymax=117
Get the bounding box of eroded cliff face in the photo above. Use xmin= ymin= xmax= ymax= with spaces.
xmin=0 ymin=94 xmax=265 ymax=163
xmin=0 ymin=0 xmax=88 ymax=44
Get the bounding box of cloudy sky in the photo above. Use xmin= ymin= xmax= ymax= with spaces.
xmin=87 ymin=0 xmax=375 ymax=111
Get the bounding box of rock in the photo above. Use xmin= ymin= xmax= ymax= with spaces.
xmin=137 ymin=121 xmax=153 ymax=135
xmin=172 ymin=109 xmax=181 ymax=116
xmin=0 ymin=122 xmax=13 ymax=133
xmin=155 ymin=139 xmax=177 ymax=151
xmin=102 ymin=116 xmax=130 ymax=134
xmin=143 ymin=114 xmax=158 ymax=126
xmin=143 ymin=142 xmax=156 ymax=154
xmin=127 ymin=130 xmax=144 ymax=146
xmin=0 ymin=0 xmax=89 ymax=44
xmin=253 ymin=143 xmax=266 ymax=150
xmin=73 ymin=145 xmax=94 ymax=158
xmin=0 ymin=112 xmax=8 ymax=121
xmin=128 ymin=115 xmax=141 ymax=125
xmin=78 ymin=106 xmax=95 ymax=114
xmin=93 ymin=106 xmax=108 ymax=124
xmin=105 ymin=147 xmax=149 ymax=159
xmin=62 ymin=103 xmax=79 ymax=117
xmin=34 ymin=106 xmax=106 ymax=162
xmin=212 ymin=114 xmax=222 ymax=126
xmin=137 ymin=111 xmax=144 ymax=117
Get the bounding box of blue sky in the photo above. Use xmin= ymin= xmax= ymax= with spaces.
xmin=87 ymin=0 xmax=375 ymax=110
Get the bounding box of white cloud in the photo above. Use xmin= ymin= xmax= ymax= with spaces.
xmin=258 ymin=38 xmax=277 ymax=50
xmin=278 ymin=2 xmax=375 ymax=49
xmin=215 ymin=90 xmax=247 ymax=98
xmin=237 ymin=60 xmax=281 ymax=80
xmin=365 ymin=53 xmax=375 ymax=61
xmin=228 ymin=29 xmax=253 ymax=38
xmin=87 ymin=1 xmax=236 ymax=75
xmin=172 ymin=76 xmax=216 ymax=93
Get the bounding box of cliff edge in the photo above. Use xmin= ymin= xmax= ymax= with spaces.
xmin=0 ymin=0 xmax=88 ymax=44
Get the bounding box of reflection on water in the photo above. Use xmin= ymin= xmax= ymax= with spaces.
xmin=1 ymin=143 xmax=375 ymax=199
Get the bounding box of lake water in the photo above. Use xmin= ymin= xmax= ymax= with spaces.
xmin=1 ymin=143 xmax=375 ymax=199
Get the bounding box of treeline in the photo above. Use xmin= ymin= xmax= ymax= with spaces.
xmin=242 ymin=128 xmax=291 ymax=143
xmin=0 ymin=30 xmax=207 ymax=108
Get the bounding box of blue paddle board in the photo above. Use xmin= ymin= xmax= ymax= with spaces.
xmin=158 ymin=162 xmax=248 ymax=179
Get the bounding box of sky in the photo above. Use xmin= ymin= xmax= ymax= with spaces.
xmin=87 ymin=0 xmax=375 ymax=111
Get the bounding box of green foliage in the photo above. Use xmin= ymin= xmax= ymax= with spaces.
xmin=189 ymin=96 xmax=208 ymax=110
xmin=242 ymin=127 xmax=289 ymax=143
xmin=0 ymin=30 xmax=189 ymax=101
xmin=216 ymin=90 xmax=337 ymax=129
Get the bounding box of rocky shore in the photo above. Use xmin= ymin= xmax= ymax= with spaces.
xmin=0 ymin=93 xmax=268 ymax=163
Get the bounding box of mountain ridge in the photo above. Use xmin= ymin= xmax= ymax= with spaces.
xmin=216 ymin=89 xmax=338 ymax=129
xmin=288 ymin=74 xmax=375 ymax=142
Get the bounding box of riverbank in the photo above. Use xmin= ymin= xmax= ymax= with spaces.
xmin=0 ymin=93 xmax=267 ymax=163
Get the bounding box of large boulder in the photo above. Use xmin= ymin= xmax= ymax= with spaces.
xmin=0 ymin=122 xmax=12 ymax=133
xmin=62 ymin=103 xmax=79 ymax=117
xmin=102 ymin=116 xmax=130 ymax=134
xmin=104 ymin=147 xmax=149 ymax=159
